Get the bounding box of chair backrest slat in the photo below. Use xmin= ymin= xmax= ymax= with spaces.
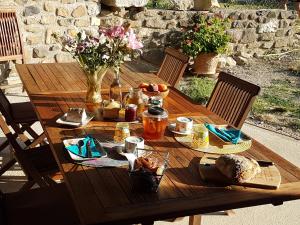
xmin=157 ymin=48 xmax=189 ymax=87
xmin=207 ymin=72 xmax=260 ymax=129
xmin=0 ymin=90 xmax=13 ymax=124
xmin=0 ymin=9 xmax=23 ymax=61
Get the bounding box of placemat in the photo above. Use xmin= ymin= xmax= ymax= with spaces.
xmin=174 ymin=134 xmax=251 ymax=154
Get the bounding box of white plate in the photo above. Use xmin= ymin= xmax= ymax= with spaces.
xmin=63 ymin=137 xmax=107 ymax=161
xmin=56 ymin=112 xmax=94 ymax=127
xmin=168 ymin=123 xmax=192 ymax=135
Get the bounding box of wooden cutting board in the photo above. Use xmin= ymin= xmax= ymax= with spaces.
xmin=199 ymin=154 xmax=281 ymax=189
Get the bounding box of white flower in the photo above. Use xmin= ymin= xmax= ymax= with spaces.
xmin=81 ymin=31 xmax=87 ymax=40
xmin=99 ymin=34 xmax=107 ymax=44
xmin=102 ymin=55 xmax=110 ymax=60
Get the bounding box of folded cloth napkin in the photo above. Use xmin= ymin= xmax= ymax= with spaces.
xmin=205 ymin=123 xmax=241 ymax=144
xmin=66 ymin=136 xmax=102 ymax=158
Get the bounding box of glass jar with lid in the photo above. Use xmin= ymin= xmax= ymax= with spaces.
xmin=142 ymin=107 xmax=168 ymax=140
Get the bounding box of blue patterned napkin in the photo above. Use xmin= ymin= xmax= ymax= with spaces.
xmin=66 ymin=136 xmax=102 ymax=158
xmin=205 ymin=123 xmax=241 ymax=144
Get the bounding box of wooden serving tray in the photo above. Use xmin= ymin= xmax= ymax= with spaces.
xmin=199 ymin=154 xmax=281 ymax=189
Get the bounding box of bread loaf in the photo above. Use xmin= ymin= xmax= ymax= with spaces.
xmin=215 ymin=154 xmax=261 ymax=183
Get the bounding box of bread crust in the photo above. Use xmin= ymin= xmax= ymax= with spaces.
xmin=215 ymin=154 xmax=261 ymax=183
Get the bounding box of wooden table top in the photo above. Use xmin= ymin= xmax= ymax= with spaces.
xmin=18 ymin=63 xmax=300 ymax=225
xmin=16 ymin=62 xmax=167 ymax=95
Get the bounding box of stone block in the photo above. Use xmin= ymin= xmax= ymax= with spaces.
xmin=49 ymin=45 xmax=61 ymax=51
xmin=91 ymin=17 xmax=101 ymax=26
xmin=166 ymin=20 xmax=177 ymax=29
xmin=24 ymin=6 xmax=40 ymax=17
xmin=46 ymin=28 xmax=62 ymax=44
xmin=226 ymin=29 xmax=243 ymax=43
xmin=279 ymin=11 xmax=291 ymax=19
xmin=279 ymin=20 xmax=288 ymax=28
xmin=55 ymin=53 xmax=74 ymax=63
xmin=145 ymin=18 xmax=166 ymax=29
xmin=25 ymin=25 xmax=44 ymax=33
xmin=248 ymin=13 xmax=256 ymax=20
xmin=274 ymin=38 xmax=288 ymax=48
xmin=240 ymin=29 xmax=256 ymax=44
xmin=144 ymin=10 xmax=159 ymax=17
xmin=40 ymin=15 xmax=56 ymax=25
xmin=247 ymin=21 xmax=256 ymax=28
xmin=61 ymin=0 xmax=75 ymax=3
xmin=101 ymin=0 xmax=148 ymax=7
xmin=171 ymin=0 xmax=194 ymax=10
xmin=100 ymin=16 xmax=123 ymax=26
xmin=72 ymin=5 xmax=87 ymax=18
xmin=258 ymin=33 xmax=275 ymax=41
xmin=286 ymin=29 xmax=293 ymax=36
xmin=25 ymin=17 xmax=40 ymax=25
xmin=87 ymin=2 xmax=101 ymax=16
xmin=231 ymin=21 xmax=244 ymax=29
xmin=75 ymin=19 xmax=90 ymax=27
xmin=261 ymin=41 xmax=274 ymax=49
xmin=239 ymin=12 xmax=247 ymax=20
xmin=44 ymin=1 xmax=56 ymax=12
xmin=267 ymin=11 xmax=277 ymax=18
xmin=26 ymin=35 xmax=42 ymax=45
xmin=33 ymin=46 xmax=49 ymax=58
xmin=58 ymin=18 xmax=74 ymax=26
xmin=57 ymin=7 xmax=70 ymax=17
xmin=275 ymin=29 xmax=285 ymax=37
xmin=257 ymin=19 xmax=278 ymax=33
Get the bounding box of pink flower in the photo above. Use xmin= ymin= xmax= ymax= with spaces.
xmin=100 ymin=26 xmax=126 ymax=39
xmin=127 ymin=28 xmax=143 ymax=50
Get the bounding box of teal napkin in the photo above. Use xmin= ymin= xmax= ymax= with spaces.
xmin=205 ymin=123 xmax=241 ymax=144
xmin=66 ymin=136 xmax=101 ymax=158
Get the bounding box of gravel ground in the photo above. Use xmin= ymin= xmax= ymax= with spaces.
xmin=223 ymin=52 xmax=300 ymax=139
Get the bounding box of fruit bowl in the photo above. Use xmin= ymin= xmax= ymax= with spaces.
xmin=142 ymin=88 xmax=169 ymax=98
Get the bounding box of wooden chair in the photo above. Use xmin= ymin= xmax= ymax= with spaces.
xmin=207 ymin=72 xmax=261 ymax=129
xmin=0 ymin=9 xmax=24 ymax=63
xmin=0 ymin=114 xmax=61 ymax=190
xmin=157 ymin=47 xmax=189 ymax=87
xmin=0 ymin=89 xmax=47 ymax=175
xmin=0 ymin=183 xmax=80 ymax=225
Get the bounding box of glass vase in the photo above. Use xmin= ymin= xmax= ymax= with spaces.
xmin=85 ymin=67 xmax=108 ymax=103
xmin=109 ymin=67 xmax=123 ymax=104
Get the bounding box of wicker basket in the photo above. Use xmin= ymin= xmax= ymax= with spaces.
xmin=193 ymin=53 xmax=219 ymax=75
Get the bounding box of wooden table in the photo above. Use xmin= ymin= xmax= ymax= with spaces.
xmin=16 ymin=62 xmax=167 ymax=95
xmin=18 ymin=63 xmax=300 ymax=225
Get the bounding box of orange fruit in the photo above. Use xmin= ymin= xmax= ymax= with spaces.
xmin=139 ymin=82 xmax=149 ymax=89
xmin=158 ymin=84 xmax=168 ymax=92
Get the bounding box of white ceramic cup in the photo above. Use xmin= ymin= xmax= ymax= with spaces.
xmin=125 ymin=136 xmax=144 ymax=153
xmin=175 ymin=117 xmax=193 ymax=133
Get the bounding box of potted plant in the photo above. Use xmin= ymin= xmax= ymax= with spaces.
xmin=181 ymin=14 xmax=230 ymax=75
xmin=53 ymin=24 xmax=143 ymax=103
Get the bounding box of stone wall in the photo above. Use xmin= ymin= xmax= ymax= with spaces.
xmin=0 ymin=0 xmax=299 ymax=84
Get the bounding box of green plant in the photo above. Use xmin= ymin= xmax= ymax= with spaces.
xmin=181 ymin=14 xmax=230 ymax=58
xmin=181 ymin=77 xmax=216 ymax=104
xmin=146 ymin=0 xmax=174 ymax=9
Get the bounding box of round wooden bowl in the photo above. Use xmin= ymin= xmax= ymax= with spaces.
xmin=142 ymin=88 xmax=169 ymax=99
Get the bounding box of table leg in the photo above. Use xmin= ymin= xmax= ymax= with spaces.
xmin=189 ymin=215 xmax=202 ymax=225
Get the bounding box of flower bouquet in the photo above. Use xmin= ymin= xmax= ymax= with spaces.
xmin=53 ymin=24 xmax=143 ymax=103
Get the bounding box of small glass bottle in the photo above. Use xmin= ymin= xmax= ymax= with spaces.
xmin=110 ymin=67 xmax=122 ymax=104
